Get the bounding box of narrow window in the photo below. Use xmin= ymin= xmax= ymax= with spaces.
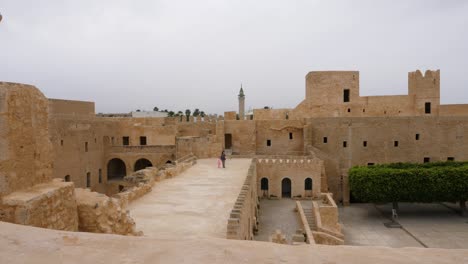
xmin=343 ymin=89 xmax=350 ymax=102
xmin=367 ymin=163 xmax=375 ymax=166
xmin=289 ymin=132 xmax=293 ymax=140
xmin=123 ymin=136 xmax=130 ymax=146
xmin=424 ymin=157 xmax=430 ymax=163
xmin=266 ymin=140 xmax=271 ymax=147
xmin=363 ymin=141 xmax=367 ymax=147
xmin=343 ymin=141 xmax=347 ymax=148
xmin=363 ymin=109 xmax=365 ymax=113
xmin=98 ymin=169 xmax=102 ymax=183
xmin=85 ymin=142 xmax=88 ymax=152
xmin=394 ymin=141 xmax=399 ymax=147
xmin=415 ymin=134 xmax=420 ymax=140
xmin=140 ymin=136 xmax=147 ymax=146
xmin=64 ymin=175 xmax=70 ymax=182
xmin=323 ymin=137 xmax=328 ymax=144
xmin=447 ymin=157 xmax=455 ymax=161
xmin=86 ymin=172 xmax=91 ymax=188
xmin=347 ymin=108 xmax=351 ymax=113
xmin=60 ymin=139 xmax=64 ymax=146
xmin=425 ymin=102 xmax=431 ymax=114
xmin=94 ymin=138 xmax=97 ymax=143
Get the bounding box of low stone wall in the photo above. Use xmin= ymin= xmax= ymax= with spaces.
xmin=0 ymin=179 xmax=78 ymax=231
xmin=75 ymin=188 xmax=140 ymax=236
xmin=311 ymin=193 xmax=344 ymax=245
xmin=227 ymin=160 xmax=258 ymax=240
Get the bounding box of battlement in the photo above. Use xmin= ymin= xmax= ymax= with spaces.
xmin=408 ymin=69 xmax=440 ymax=80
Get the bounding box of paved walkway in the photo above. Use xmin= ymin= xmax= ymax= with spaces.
xmin=339 ymin=203 xmax=468 ymax=248
xmin=127 ymin=158 xmax=252 ymax=239
xmin=254 ymin=199 xmax=302 ymax=244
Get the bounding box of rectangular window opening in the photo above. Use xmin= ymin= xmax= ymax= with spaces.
xmin=343 ymin=141 xmax=347 ymax=148
xmin=86 ymin=172 xmax=91 ymax=188
xmin=266 ymin=140 xmax=271 ymax=147
xmin=123 ymin=136 xmax=130 ymax=146
xmin=323 ymin=137 xmax=328 ymax=144
xmin=140 ymin=136 xmax=147 ymax=146
xmin=85 ymin=142 xmax=88 ymax=152
xmin=363 ymin=141 xmax=367 ymax=147
xmin=447 ymin=157 xmax=455 ymax=161
xmin=289 ymin=132 xmax=293 ymax=140
xmin=425 ymin=102 xmax=431 ymax=114
xmin=415 ymin=134 xmax=420 ymax=140
xmin=367 ymin=163 xmax=375 ymax=166
xmin=394 ymin=141 xmax=399 ymax=147
xmin=60 ymin=139 xmax=64 ymax=146
xmin=64 ymin=175 xmax=70 ymax=182
xmin=343 ymin=89 xmax=350 ymax=102
xmin=424 ymin=157 xmax=430 ymax=163
xmin=98 ymin=169 xmax=102 ymax=183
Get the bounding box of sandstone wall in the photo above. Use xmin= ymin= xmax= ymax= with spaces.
xmin=227 ymin=160 xmax=258 ymax=240
xmin=0 ymin=179 xmax=78 ymax=231
xmin=256 ymin=157 xmax=322 ymax=199
xmin=0 ymin=82 xmax=54 ymax=197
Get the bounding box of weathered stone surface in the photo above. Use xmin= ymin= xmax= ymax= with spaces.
xmin=75 ymin=188 xmax=140 ymax=236
xmin=0 ymin=178 xmax=78 ymax=231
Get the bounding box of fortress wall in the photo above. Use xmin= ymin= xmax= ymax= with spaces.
xmin=256 ymin=157 xmax=322 ymax=199
xmin=48 ymin=98 xmax=95 ymax=117
xmin=307 ymin=116 xmax=468 ymax=203
xmin=255 ymin=120 xmax=305 ymax=155
xmin=227 ymin=160 xmax=258 ymax=240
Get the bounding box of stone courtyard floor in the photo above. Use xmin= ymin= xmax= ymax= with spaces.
xmin=339 ymin=203 xmax=468 ymax=249
xmin=254 ymin=199 xmax=302 ymax=243
xmin=127 ymin=158 xmax=252 ymax=239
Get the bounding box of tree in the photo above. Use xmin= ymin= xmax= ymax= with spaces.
xmin=136 ymin=109 xmax=141 ymax=112
xmin=200 ymin=111 xmax=206 ymax=117
xmin=153 ymin=107 xmax=159 ymax=111
xmin=185 ymin=109 xmax=191 ymax=121
xmin=263 ymin=106 xmax=270 ymax=109
xmin=349 ymin=161 xmax=468 ymax=215
xmin=168 ymin=111 xmax=175 ymax=117
xmin=193 ymin=108 xmax=200 ymax=117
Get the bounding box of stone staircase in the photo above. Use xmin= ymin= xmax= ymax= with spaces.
xmin=301 ymin=204 xmax=317 ymax=231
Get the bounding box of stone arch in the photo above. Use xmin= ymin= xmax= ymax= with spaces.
xmin=134 ymin=158 xmax=153 ymax=172
xmin=281 ymin=177 xmax=292 ymax=198
xmin=166 ymin=160 xmax=173 ymax=164
xmin=107 ymin=158 xmax=126 ymax=180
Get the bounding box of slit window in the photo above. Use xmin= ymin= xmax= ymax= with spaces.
xmin=343 ymin=89 xmax=350 ymax=102
xmin=267 ymin=140 xmax=271 ymax=147
xmin=363 ymin=141 xmax=367 ymax=147
xmin=86 ymin=172 xmax=91 ymax=188
xmin=123 ymin=136 xmax=130 ymax=146
xmin=323 ymin=137 xmax=328 ymax=144
xmin=347 ymin=108 xmax=351 ymax=113
xmin=415 ymin=134 xmax=420 ymax=140
xmin=367 ymin=163 xmax=375 ymax=166
xmin=140 ymin=136 xmax=147 ymax=146
xmin=98 ymin=169 xmax=102 ymax=183
xmin=289 ymin=132 xmax=293 ymax=140
xmin=343 ymin=141 xmax=347 ymax=148
xmin=394 ymin=141 xmax=399 ymax=147
xmin=85 ymin=142 xmax=88 ymax=152
xmin=425 ymin=102 xmax=431 ymax=114
xmin=60 ymin=140 xmax=64 ymax=146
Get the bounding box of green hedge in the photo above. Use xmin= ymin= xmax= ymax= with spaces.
xmin=349 ymin=162 xmax=468 ymax=203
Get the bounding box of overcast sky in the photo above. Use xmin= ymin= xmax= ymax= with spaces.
xmin=1 ymin=1 xmax=468 ymax=114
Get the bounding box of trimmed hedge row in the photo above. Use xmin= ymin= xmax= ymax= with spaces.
xmin=349 ymin=162 xmax=468 ymax=203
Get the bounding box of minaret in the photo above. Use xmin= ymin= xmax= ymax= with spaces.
xmin=238 ymin=84 xmax=245 ymax=120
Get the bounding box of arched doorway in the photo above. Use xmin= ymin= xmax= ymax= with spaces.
xmin=305 ymin=178 xmax=313 ymax=197
xmin=134 ymin=158 xmax=153 ymax=171
xmin=281 ymin=178 xmax=291 ymax=198
xmin=107 ymin=158 xmax=126 ymax=180
xmin=260 ymin=178 xmax=269 ymax=197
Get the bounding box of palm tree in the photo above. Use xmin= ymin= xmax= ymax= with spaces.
xmin=200 ymin=111 xmax=206 ymax=117
xmin=168 ymin=111 xmax=175 ymax=117
xmin=153 ymin=107 xmax=159 ymax=111
xmin=177 ymin=111 xmax=183 ymax=121
xmin=193 ymin=108 xmax=200 ymax=117
xmin=185 ymin=109 xmax=191 ymax=122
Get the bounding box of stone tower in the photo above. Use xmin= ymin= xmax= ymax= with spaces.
xmin=238 ymin=85 xmax=245 ymax=120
